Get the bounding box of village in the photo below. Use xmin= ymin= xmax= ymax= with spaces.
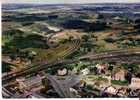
xmin=2 ymin=3 xmax=140 ymax=98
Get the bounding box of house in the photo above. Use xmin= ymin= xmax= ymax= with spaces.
xmin=13 ymin=57 xmax=22 ymax=65
xmin=113 ymin=16 xmax=123 ymax=21
xmin=47 ymin=26 xmax=61 ymax=32
xmin=81 ymin=68 xmax=90 ymax=75
xmin=116 ymin=87 xmax=127 ymax=97
xmin=129 ymin=78 xmax=140 ymax=89
xmin=96 ymin=64 xmax=108 ymax=74
xmin=2 ymin=56 xmax=12 ymax=62
xmin=16 ymin=76 xmax=43 ymax=90
xmin=16 ymin=77 xmax=26 ymax=90
xmin=104 ymin=86 xmax=118 ymax=95
xmin=112 ymin=69 xmax=125 ymax=81
xmin=57 ymin=68 xmax=67 ymax=76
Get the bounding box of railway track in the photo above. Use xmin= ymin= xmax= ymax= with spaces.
xmin=2 ymin=49 xmax=140 ymax=84
xmin=79 ymin=48 xmax=140 ymax=60
xmin=2 ymin=49 xmax=140 ymax=98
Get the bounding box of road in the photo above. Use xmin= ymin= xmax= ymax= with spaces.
xmin=2 ymin=48 xmax=140 ymax=97
xmin=2 ymin=87 xmax=14 ymax=98
xmin=2 ymin=48 xmax=140 ymax=83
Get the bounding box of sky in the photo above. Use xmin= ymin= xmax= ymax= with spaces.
xmin=2 ymin=0 xmax=140 ymax=4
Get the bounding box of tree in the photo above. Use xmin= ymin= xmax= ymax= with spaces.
xmin=68 ymin=36 xmax=74 ymax=41
xmin=90 ymin=67 xmax=98 ymax=75
xmin=82 ymin=35 xmax=89 ymax=42
xmin=104 ymin=37 xmax=116 ymax=43
xmin=108 ymin=65 xmax=113 ymax=72
xmin=42 ymin=78 xmax=50 ymax=91
xmin=136 ymin=73 xmax=140 ymax=78
xmin=97 ymin=14 xmax=104 ymax=19
xmin=2 ymin=62 xmax=11 ymax=73
xmin=59 ymin=38 xmax=68 ymax=44
xmin=125 ymin=72 xmax=132 ymax=84
xmin=122 ymin=64 xmax=139 ymax=73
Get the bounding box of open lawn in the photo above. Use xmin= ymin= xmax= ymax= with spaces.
xmin=23 ymin=39 xmax=81 ymax=64
xmin=111 ymin=80 xmax=128 ymax=86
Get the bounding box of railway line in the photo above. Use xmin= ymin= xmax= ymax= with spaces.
xmin=2 ymin=48 xmax=140 ymax=83
xmin=2 ymin=48 xmax=140 ymax=98
xmin=79 ymin=48 xmax=140 ymax=60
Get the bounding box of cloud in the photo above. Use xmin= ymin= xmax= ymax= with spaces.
xmin=2 ymin=0 xmax=140 ymax=4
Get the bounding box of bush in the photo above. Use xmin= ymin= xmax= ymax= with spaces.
xmin=104 ymin=37 xmax=116 ymax=43
xmin=111 ymin=80 xmax=128 ymax=85
xmin=86 ymin=84 xmax=93 ymax=90
xmin=122 ymin=63 xmax=139 ymax=73
xmin=5 ymin=34 xmax=49 ymax=49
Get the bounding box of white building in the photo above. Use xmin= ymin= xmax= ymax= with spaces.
xmin=104 ymin=86 xmax=118 ymax=95
xmin=57 ymin=68 xmax=67 ymax=76
xmin=129 ymin=78 xmax=140 ymax=89
xmin=81 ymin=68 xmax=90 ymax=75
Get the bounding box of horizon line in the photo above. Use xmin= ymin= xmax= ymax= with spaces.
xmin=2 ymin=2 xmax=140 ymax=4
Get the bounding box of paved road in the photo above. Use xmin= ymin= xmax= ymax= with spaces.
xmin=2 ymin=49 xmax=140 ymax=84
xmin=2 ymin=87 xmax=14 ymax=98
xmin=2 ymin=48 xmax=140 ymax=98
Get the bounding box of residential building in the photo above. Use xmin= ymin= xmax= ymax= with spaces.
xmin=129 ymin=78 xmax=140 ymax=89
xmin=112 ymin=69 xmax=125 ymax=81
xmin=104 ymin=86 xmax=118 ymax=95
xmin=57 ymin=68 xmax=67 ymax=76
xmin=96 ymin=64 xmax=108 ymax=74
xmin=81 ymin=68 xmax=90 ymax=75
